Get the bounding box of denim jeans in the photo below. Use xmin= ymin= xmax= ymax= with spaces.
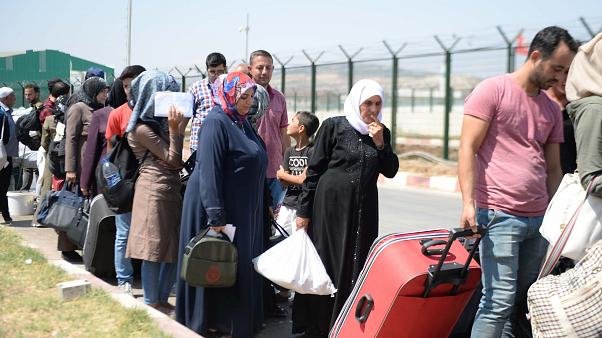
xmin=141 ymin=260 xmax=176 ymax=305
xmin=267 ymin=178 xmax=285 ymax=209
xmin=114 ymin=212 xmax=133 ymax=285
xmin=471 ymin=208 xmax=548 ymax=338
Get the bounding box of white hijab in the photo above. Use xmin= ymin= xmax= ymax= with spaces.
xmin=344 ymin=79 xmax=385 ymax=135
xmin=566 ymin=32 xmax=602 ymax=102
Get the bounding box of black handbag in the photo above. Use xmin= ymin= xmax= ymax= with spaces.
xmin=180 ymin=228 xmax=238 ymax=288
xmin=65 ymin=198 xmax=90 ymax=249
xmin=37 ymin=183 xmax=84 ymax=231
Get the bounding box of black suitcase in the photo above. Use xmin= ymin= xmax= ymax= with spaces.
xmin=82 ymin=195 xmax=116 ymax=277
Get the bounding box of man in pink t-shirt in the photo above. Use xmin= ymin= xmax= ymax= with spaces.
xmin=459 ymin=26 xmax=577 ymax=337
xmin=249 ymin=50 xmax=290 ymax=208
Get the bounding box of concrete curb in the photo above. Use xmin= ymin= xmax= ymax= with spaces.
xmin=397 ymin=137 xmax=460 ymax=147
xmin=18 ymin=236 xmax=202 ymax=338
xmin=378 ymin=171 xmax=460 ymax=193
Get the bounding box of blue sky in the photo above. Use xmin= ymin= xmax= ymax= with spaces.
xmin=2 ymin=0 xmax=601 ymax=73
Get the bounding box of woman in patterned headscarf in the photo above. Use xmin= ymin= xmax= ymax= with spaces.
xmin=126 ymin=70 xmax=188 ymax=312
xmin=176 ymin=72 xmax=268 ymax=337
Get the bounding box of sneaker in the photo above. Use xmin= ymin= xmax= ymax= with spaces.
xmin=2 ymin=217 xmax=12 ymax=225
xmin=118 ymin=282 xmax=133 ymax=296
xmin=31 ymin=221 xmax=46 ymax=228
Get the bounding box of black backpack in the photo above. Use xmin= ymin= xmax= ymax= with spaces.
xmin=16 ymin=107 xmax=43 ymax=150
xmin=46 ymin=96 xmax=69 ymax=178
xmin=95 ymin=134 xmax=148 ymax=213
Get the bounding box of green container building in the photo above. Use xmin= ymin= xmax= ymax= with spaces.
xmin=0 ymin=49 xmax=114 ymax=107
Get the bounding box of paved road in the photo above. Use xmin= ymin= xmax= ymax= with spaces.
xmin=379 ymin=186 xmax=462 ymax=235
xmin=10 ymin=185 xmax=463 ymax=337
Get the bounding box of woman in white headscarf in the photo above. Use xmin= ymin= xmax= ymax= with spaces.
xmin=292 ymin=79 xmax=399 ymax=337
xmin=566 ymin=33 xmax=602 ymax=197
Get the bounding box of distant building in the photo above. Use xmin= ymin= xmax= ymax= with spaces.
xmin=0 ymin=49 xmax=114 ymax=107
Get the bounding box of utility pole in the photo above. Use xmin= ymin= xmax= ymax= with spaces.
xmin=126 ymin=0 xmax=132 ymax=66
xmin=239 ymin=13 xmax=250 ymax=61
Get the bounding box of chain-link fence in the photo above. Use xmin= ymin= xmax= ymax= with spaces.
xmin=7 ymin=17 xmax=599 ymax=159
xmin=164 ymin=17 xmax=601 ymax=159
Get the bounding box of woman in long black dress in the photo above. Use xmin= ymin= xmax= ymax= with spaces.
xmin=293 ymin=79 xmax=399 ymax=337
xmin=176 ymin=72 xmax=267 ymax=337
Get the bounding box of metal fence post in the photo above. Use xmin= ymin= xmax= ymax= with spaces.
xmin=579 ymin=17 xmax=599 ymax=38
xmin=383 ymin=41 xmax=406 ymax=150
xmin=497 ymin=26 xmax=524 ymax=73
xmin=302 ymin=50 xmax=324 ymax=113
xmin=273 ymin=55 xmax=293 ymax=95
xmin=174 ymin=67 xmax=192 ymax=92
xmin=16 ymin=82 xmax=25 ymax=107
xmin=339 ymin=45 xmax=363 ymax=93
xmin=435 ymin=36 xmax=460 ymax=160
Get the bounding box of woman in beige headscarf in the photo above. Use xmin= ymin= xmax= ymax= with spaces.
xmin=566 ymin=33 xmax=602 ymax=196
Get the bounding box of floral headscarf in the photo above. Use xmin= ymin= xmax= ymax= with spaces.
xmin=212 ymin=72 xmax=256 ymax=124
xmin=126 ymin=70 xmax=180 ymax=133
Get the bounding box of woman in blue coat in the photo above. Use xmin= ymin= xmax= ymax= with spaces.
xmin=176 ymin=72 xmax=267 ymax=337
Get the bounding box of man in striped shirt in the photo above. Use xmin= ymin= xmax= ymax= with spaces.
xmin=188 ymin=53 xmax=227 ymax=152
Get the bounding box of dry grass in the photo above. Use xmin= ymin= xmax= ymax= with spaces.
xmin=395 ymin=144 xmax=458 ymax=176
xmin=0 ymin=226 xmax=169 ymax=338
xmin=398 ymin=158 xmax=458 ymax=176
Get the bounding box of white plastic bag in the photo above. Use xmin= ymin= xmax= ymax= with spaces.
xmin=253 ymin=229 xmax=337 ymax=295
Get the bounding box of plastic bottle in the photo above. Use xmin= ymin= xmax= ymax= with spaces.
xmin=102 ymin=159 xmax=121 ymax=188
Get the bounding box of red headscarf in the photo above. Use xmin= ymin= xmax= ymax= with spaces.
xmin=212 ymin=72 xmax=256 ymax=123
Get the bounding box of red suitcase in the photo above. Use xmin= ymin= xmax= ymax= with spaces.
xmin=330 ymin=228 xmax=483 ymax=338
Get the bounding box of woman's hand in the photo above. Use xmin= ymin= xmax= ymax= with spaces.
xmin=168 ymin=106 xmax=184 ymax=133
xmin=80 ymin=187 xmax=91 ymax=197
xmin=368 ymin=117 xmax=384 ymax=149
xmin=65 ymin=171 xmax=77 ymax=184
xmin=295 ymin=217 xmax=310 ymax=230
xmin=210 ymin=226 xmax=226 ymax=232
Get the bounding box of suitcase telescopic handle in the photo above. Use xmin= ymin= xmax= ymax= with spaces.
xmin=422 ymin=226 xmax=486 ymax=298
xmin=354 ymin=294 xmax=374 ymax=324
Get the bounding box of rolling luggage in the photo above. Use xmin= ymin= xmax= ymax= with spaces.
xmin=330 ymin=228 xmax=483 ymax=338
xmin=82 ymin=195 xmax=116 ymax=277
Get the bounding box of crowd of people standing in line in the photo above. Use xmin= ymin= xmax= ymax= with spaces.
xmin=2 ymin=24 xmax=599 ymax=337
xmin=1 ymin=48 xmax=400 ymax=337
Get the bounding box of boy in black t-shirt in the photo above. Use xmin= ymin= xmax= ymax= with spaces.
xmin=276 ymin=111 xmax=319 ymax=234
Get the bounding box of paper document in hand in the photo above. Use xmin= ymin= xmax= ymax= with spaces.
xmin=223 ymin=224 xmax=236 ymax=241
xmin=154 ymin=92 xmax=194 ymax=117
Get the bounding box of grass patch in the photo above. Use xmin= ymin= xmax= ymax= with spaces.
xmin=0 ymin=226 xmax=170 ymax=338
